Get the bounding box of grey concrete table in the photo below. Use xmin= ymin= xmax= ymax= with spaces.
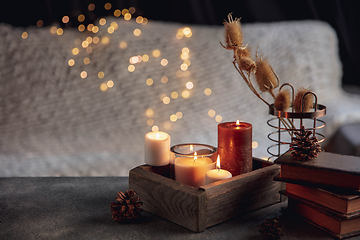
xmin=0 ymin=177 xmax=358 ymax=240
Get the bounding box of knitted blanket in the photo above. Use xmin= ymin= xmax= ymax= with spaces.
xmin=0 ymin=18 xmax=359 ymax=176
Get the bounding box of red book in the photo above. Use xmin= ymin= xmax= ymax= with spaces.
xmin=274 ymin=151 xmax=360 ymax=190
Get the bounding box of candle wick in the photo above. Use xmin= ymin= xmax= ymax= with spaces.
xmin=216 ymin=166 xmax=220 ymax=171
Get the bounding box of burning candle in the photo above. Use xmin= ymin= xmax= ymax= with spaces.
xmin=175 ymin=151 xmax=215 ymax=188
xmin=205 ymin=155 xmax=232 ymax=184
xmin=145 ymin=131 xmax=171 ymax=166
xmin=218 ymin=120 xmax=252 ymax=176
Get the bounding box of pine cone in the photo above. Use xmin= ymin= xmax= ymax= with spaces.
xmin=290 ymin=126 xmax=322 ymax=161
xmin=259 ymin=217 xmax=284 ymax=240
xmin=110 ymin=189 xmax=142 ymax=223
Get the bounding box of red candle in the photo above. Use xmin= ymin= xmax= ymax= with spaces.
xmin=217 ymin=121 xmax=252 ymax=176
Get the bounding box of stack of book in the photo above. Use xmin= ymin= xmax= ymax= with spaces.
xmin=274 ymin=151 xmax=360 ymax=239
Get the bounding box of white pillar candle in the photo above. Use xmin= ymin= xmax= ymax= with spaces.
xmin=205 ymin=155 xmax=232 ymax=185
xmin=175 ymin=152 xmax=215 ymax=188
xmin=145 ymin=131 xmax=171 ymax=166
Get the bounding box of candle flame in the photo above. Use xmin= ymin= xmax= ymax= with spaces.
xmin=193 ymin=151 xmax=197 ymax=163
xmin=155 ymin=132 xmax=160 ymax=139
xmin=216 ymin=155 xmax=221 ymax=170
xmin=190 ymin=144 xmax=193 ymax=151
xmin=236 ymin=119 xmax=240 ymax=125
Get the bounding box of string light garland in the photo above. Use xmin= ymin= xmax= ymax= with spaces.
xmin=22 ymin=3 xmax=259 ymax=149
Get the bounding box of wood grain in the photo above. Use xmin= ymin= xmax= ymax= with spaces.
xmin=129 ymin=165 xmax=207 ymax=232
xmin=129 ymin=159 xmax=284 ymax=232
xmin=200 ymin=164 xmax=282 ymax=227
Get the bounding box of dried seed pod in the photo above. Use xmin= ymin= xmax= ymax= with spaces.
xmin=222 ymin=13 xmax=243 ymax=49
xmin=274 ymin=89 xmax=291 ymax=112
xmin=255 ymin=56 xmax=279 ymax=98
xmin=294 ymin=87 xmax=313 ymax=112
xmin=235 ymin=47 xmax=256 ymax=73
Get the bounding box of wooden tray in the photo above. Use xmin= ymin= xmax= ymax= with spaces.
xmin=129 ymin=157 xmax=285 ymax=232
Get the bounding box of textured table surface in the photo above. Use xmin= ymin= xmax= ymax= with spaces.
xmin=1 ymin=177 xmax=359 ymax=240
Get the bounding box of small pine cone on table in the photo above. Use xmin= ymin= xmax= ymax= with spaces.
xmin=259 ymin=217 xmax=284 ymax=240
xmin=110 ymin=189 xmax=142 ymax=223
xmin=290 ymin=126 xmax=322 ymax=161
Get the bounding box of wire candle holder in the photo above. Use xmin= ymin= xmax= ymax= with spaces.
xmin=267 ymin=83 xmax=326 ymax=160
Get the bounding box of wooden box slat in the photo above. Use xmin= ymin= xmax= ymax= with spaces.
xmin=129 ymin=158 xmax=283 ymax=232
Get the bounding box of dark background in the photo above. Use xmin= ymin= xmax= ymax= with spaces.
xmin=1 ymin=0 xmax=359 ymax=87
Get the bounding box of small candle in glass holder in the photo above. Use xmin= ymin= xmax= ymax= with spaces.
xmin=171 ymin=144 xmax=216 ymax=188
xmin=205 ymin=155 xmax=232 ymax=185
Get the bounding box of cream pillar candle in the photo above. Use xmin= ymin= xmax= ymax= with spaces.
xmin=175 ymin=152 xmax=215 ymax=188
xmin=145 ymin=131 xmax=171 ymax=166
xmin=205 ymin=155 xmax=232 ymax=185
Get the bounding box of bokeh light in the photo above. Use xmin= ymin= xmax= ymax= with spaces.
xmin=78 ymin=24 xmax=85 ymax=32
xmin=146 ymin=78 xmax=153 ymax=86
xmin=78 ymin=14 xmax=85 ymax=22
xmin=83 ymin=58 xmax=90 ymax=65
xmin=62 ymin=16 xmax=69 ymax=24
xmin=215 ymin=115 xmax=223 ymax=122
xmin=119 ymin=41 xmax=127 ymax=49
xmin=37 ymin=20 xmax=43 ymax=27
xmin=171 ymin=91 xmax=178 ymax=99
xmin=88 ymin=3 xmax=95 ymax=11
xmin=182 ymin=90 xmax=190 ymax=98
xmin=100 ymin=83 xmax=108 ymax=91
xmin=176 ymin=112 xmax=183 ymax=119
xmin=122 ymin=9 xmax=129 ymax=15
xmin=92 ymin=26 xmax=99 ymax=33
xmin=93 ymin=36 xmax=100 ymax=44
xmin=208 ymin=110 xmax=216 ymax=117
xmin=160 ymin=59 xmax=168 ymax=66
xmin=186 ymin=81 xmax=194 ymax=89
xmin=128 ymin=65 xmax=135 ymax=72
xmin=114 ymin=9 xmax=121 ymax=17
xmin=68 ymin=59 xmax=75 ymax=66
xmin=50 ymin=26 xmax=57 ymax=34
xmin=252 ymin=141 xmax=259 ymax=149
xmin=136 ymin=16 xmax=143 ymax=24
xmin=133 ymin=29 xmax=141 ymax=36
xmin=107 ymin=27 xmax=114 ymax=34
xmin=86 ymin=47 xmax=92 ymax=53
xmin=146 ymin=109 xmax=154 ymax=117
xmin=99 ymin=18 xmax=106 ymax=26
xmin=162 ymin=97 xmax=170 ymax=104
xmin=107 ymin=80 xmax=114 ymax=88
xmin=161 ymin=76 xmax=168 ymax=84
xmin=142 ymin=54 xmax=149 ymax=62
xmin=170 ymin=115 xmax=177 ymax=122
xmin=104 ymin=3 xmax=112 ymax=10
xmin=180 ymin=63 xmax=188 ymax=71
xmin=147 ymin=119 xmax=154 ymax=126
xmin=21 ymin=32 xmax=28 ymax=39
xmin=72 ymin=48 xmax=79 ymax=55
xmin=98 ymin=71 xmax=105 ymax=79
xmin=129 ymin=7 xmax=136 ymax=14
xmin=204 ymin=88 xmax=212 ymax=96
xmin=152 ymin=50 xmax=161 ymax=57
xmin=124 ymin=13 xmax=132 ymax=21
xmin=80 ymin=71 xmax=87 ymax=78
xmin=87 ymin=24 xmax=94 ymax=31
xmin=101 ymin=36 xmax=110 ymax=44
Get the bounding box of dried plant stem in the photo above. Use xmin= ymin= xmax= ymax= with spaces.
xmin=232 ymin=60 xmax=271 ymax=107
xmin=233 ymin=59 xmax=294 ymax=137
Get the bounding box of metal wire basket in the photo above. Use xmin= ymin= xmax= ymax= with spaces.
xmin=267 ymin=84 xmax=326 ymax=160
